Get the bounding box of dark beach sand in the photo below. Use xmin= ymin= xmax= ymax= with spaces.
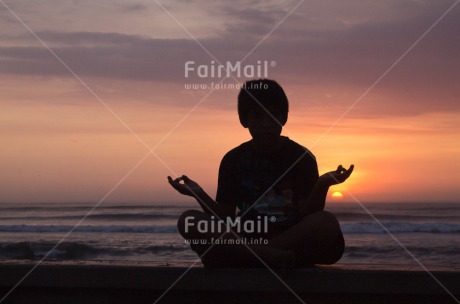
xmin=0 ymin=261 xmax=459 ymax=304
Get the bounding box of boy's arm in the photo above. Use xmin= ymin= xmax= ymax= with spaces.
xmin=298 ymin=165 xmax=354 ymax=217
xmin=192 ymin=187 xmax=236 ymax=219
xmin=168 ymin=175 xmax=235 ymax=219
xmin=298 ymin=179 xmax=330 ymax=216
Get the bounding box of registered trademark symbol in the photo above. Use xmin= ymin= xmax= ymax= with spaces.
xmin=270 ymin=61 xmax=276 ymax=67
xmin=270 ymin=216 xmax=277 ymax=222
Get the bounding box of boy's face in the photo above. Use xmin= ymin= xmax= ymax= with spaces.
xmin=246 ymin=105 xmax=284 ymax=146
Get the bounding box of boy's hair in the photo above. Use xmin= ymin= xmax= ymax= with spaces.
xmin=238 ymin=79 xmax=289 ymax=128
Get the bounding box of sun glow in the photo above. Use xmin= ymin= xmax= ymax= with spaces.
xmin=331 ymin=192 xmax=344 ymax=200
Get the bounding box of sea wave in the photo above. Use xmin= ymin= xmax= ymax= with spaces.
xmin=0 ymin=225 xmax=178 ymax=234
xmin=1 ymin=222 xmax=459 ymax=235
xmin=0 ymin=213 xmax=179 ymax=221
xmin=0 ymin=241 xmax=187 ymax=260
xmin=334 ymin=212 xmax=457 ymax=221
xmin=341 ymin=222 xmax=460 ymax=234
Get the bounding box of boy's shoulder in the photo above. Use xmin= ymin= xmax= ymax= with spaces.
xmin=222 ymin=137 xmax=316 ymax=161
xmin=284 ymin=138 xmax=316 ymax=161
xmin=221 ymin=140 xmax=251 ymax=161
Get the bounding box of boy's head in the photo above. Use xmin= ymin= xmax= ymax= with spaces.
xmin=238 ymin=79 xmax=289 ymax=128
xmin=238 ymin=79 xmax=289 ymax=146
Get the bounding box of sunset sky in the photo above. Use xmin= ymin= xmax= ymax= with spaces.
xmin=1 ymin=0 xmax=459 ymax=204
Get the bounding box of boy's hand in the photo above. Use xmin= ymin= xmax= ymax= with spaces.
xmin=318 ymin=164 xmax=354 ymax=187
xmin=167 ymin=175 xmax=203 ymax=197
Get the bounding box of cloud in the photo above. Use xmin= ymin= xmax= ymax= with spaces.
xmin=122 ymin=3 xmax=149 ymax=12
xmin=0 ymin=0 xmax=458 ymax=117
xmin=0 ymin=32 xmax=202 ymax=81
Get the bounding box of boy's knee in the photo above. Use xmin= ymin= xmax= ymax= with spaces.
xmin=317 ymin=211 xmax=340 ymax=227
xmin=303 ymin=210 xmax=342 ymax=239
xmin=297 ymin=211 xmax=345 ymax=265
xmin=315 ymin=232 xmax=345 ymax=265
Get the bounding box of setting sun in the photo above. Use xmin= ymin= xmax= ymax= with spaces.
xmin=331 ymin=192 xmax=344 ymax=200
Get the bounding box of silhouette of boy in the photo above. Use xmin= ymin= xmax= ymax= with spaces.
xmin=169 ymin=79 xmax=353 ymax=269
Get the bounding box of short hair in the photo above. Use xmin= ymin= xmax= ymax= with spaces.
xmin=238 ymin=79 xmax=289 ymax=128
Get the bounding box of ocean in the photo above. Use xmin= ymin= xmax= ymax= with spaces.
xmin=0 ymin=202 xmax=459 ymax=267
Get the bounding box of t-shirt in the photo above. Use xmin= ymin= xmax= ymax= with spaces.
xmin=216 ymin=136 xmax=319 ymax=228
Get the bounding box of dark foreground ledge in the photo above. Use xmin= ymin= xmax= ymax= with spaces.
xmin=0 ymin=261 xmax=459 ymax=304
